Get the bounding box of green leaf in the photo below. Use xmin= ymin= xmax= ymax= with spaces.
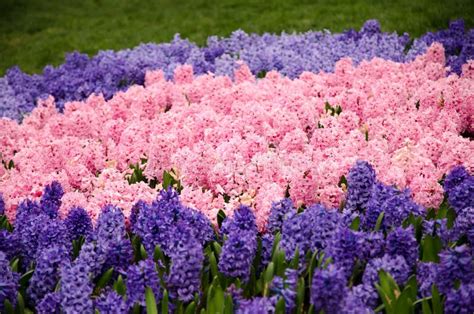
xmin=213 ymin=242 xmax=222 ymax=257
xmin=145 ymin=286 xmax=158 ymax=314
xmin=209 ymin=252 xmax=219 ymax=279
xmin=275 ymin=297 xmax=286 ymax=314
xmin=374 ymin=211 xmax=385 ymax=231
xmin=264 ymin=262 xmax=275 ymax=284
xmin=162 ymin=171 xmax=173 ymax=190
xmin=10 ymin=258 xmax=19 ymax=273
xmin=19 ymin=270 xmax=34 ymax=288
xmin=161 ymin=289 xmax=169 ymax=314
xmin=350 ymin=216 xmax=360 ymax=231
xmin=184 ymin=301 xmax=196 ymax=314
xmin=4 ymin=299 xmax=14 ymax=314
xmin=296 ymin=277 xmax=305 ymax=313
xmin=224 ymin=294 xmax=234 ymax=314
xmin=431 ymin=285 xmax=442 ymax=314
xmin=140 ymin=244 xmax=148 ymax=260
xmin=217 ymin=210 xmax=226 ymax=229
xmin=113 ymin=275 xmax=126 ymax=296
xmin=15 ymin=292 xmax=25 ymax=314
xmin=95 ymin=267 xmax=114 ymax=291
xmin=421 ymin=235 xmax=442 ymax=262
xmin=421 ymin=299 xmax=433 ymax=314
xmin=290 ymin=247 xmax=299 ymax=269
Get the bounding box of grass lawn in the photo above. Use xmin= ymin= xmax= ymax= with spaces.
xmin=1 ymin=0 xmax=473 ymax=75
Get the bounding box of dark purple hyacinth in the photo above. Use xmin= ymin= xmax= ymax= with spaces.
xmin=435 ymin=245 xmax=473 ymax=295
xmin=0 ymin=252 xmax=19 ymax=312
xmin=310 ymin=265 xmax=348 ymax=314
xmin=270 ymin=268 xmax=298 ymax=312
xmin=237 ymin=296 xmax=276 ymax=314
xmin=417 ymin=262 xmax=438 ymax=297
xmin=95 ymin=290 xmax=128 ymax=314
xmin=167 ymin=223 xmax=204 ymax=302
xmin=444 ymin=283 xmax=474 ymax=314
xmin=0 ymin=230 xmax=20 ymax=260
xmin=443 ymin=166 xmax=471 ymax=195
xmin=76 ymin=241 xmax=107 ymax=278
xmin=219 ymin=205 xmax=257 ymax=281
xmin=267 ymin=198 xmax=296 ymax=234
xmin=60 ymin=260 xmax=94 ymax=313
xmin=260 ymin=233 xmax=274 ymax=270
xmin=2 ymin=20 xmax=472 ymax=121
xmin=64 ymin=206 xmax=93 ymax=241
xmin=37 ymin=292 xmax=61 ymax=314
xmin=385 ymin=226 xmax=418 ymax=268
xmin=40 ymin=181 xmax=64 ymax=219
xmin=325 ymin=226 xmax=360 ymax=277
xmin=0 ymin=193 xmax=5 ymax=216
xmin=345 ymin=160 xmax=376 ymax=212
xmin=362 ymin=254 xmax=411 ymax=287
xmin=341 ymin=289 xmax=372 ymax=314
xmin=28 ymin=245 xmax=69 ymax=305
xmin=447 ymin=175 xmax=474 ymax=213
xmin=351 ymin=284 xmax=378 ymax=308
xmin=356 ymin=231 xmax=385 ymax=261
xmin=125 ymin=258 xmax=161 ymax=308
xmin=454 ymin=206 xmax=474 ymax=246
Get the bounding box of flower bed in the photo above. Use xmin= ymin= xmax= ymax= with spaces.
xmin=1 ymin=20 xmax=472 ymax=120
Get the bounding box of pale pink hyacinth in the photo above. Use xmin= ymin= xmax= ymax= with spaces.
xmin=0 ymin=43 xmax=473 ymax=229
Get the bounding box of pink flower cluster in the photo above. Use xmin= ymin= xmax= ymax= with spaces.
xmin=1 ymin=44 xmax=473 ymax=229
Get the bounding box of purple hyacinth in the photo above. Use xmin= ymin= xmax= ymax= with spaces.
xmin=95 ymin=290 xmax=128 ymax=314
xmin=417 ymin=262 xmax=438 ymax=297
xmin=237 ymin=296 xmax=276 ymax=314
xmin=386 ymin=226 xmax=418 ymax=268
xmin=167 ymin=223 xmax=204 ymax=302
xmin=447 ymin=176 xmax=474 ymax=213
xmin=435 ymin=245 xmax=473 ymax=295
xmin=0 ymin=193 xmax=4 ymax=216
xmin=357 ymin=231 xmax=385 ymax=261
xmin=219 ymin=205 xmax=257 ymax=281
xmin=76 ymin=241 xmax=107 ymax=278
xmin=310 ymin=265 xmax=348 ymax=314
xmin=351 ymin=284 xmax=378 ymax=308
xmin=28 ymin=245 xmax=69 ymax=305
xmin=345 ymin=160 xmax=376 ymax=212
xmin=443 ymin=166 xmax=471 ymax=195
xmin=125 ymin=258 xmax=161 ymax=308
xmin=325 ymin=226 xmax=360 ymax=277
xmin=36 ymin=219 xmax=70 ymax=257
xmin=37 ymin=292 xmax=61 ymax=314
xmin=362 ymin=254 xmax=411 ymax=287
xmin=260 ymin=233 xmax=274 ymax=270
xmin=267 ymin=198 xmax=296 ymax=234
xmin=129 ymin=200 xmax=148 ymax=234
xmin=0 ymin=230 xmax=20 ymax=260
xmin=341 ymin=289 xmax=373 ymax=314
xmin=270 ymin=269 xmax=298 ymax=312
xmin=444 ymin=283 xmax=474 ymax=314
xmin=60 ymin=261 xmax=93 ymax=314
xmin=0 ymin=252 xmax=19 ymax=312
xmin=64 ymin=206 xmax=93 ymax=241
xmin=454 ymin=206 xmax=474 ymax=246
xmin=40 ymin=181 xmax=64 ymax=219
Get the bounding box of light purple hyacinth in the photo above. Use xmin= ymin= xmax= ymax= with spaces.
xmin=2 ymin=19 xmax=472 ymax=120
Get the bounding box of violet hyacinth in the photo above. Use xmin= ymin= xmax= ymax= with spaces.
xmin=270 ymin=268 xmax=298 ymax=312
xmin=60 ymin=261 xmax=94 ymax=314
xmin=357 ymin=231 xmax=385 ymax=261
xmin=345 ymin=160 xmax=376 ymax=212
xmin=0 ymin=193 xmax=5 ymax=216
xmin=64 ymin=206 xmax=93 ymax=241
xmin=325 ymin=226 xmax=360 ymax=277
xmin=167 ymin=223 xmax=204 ymax=302
xmin=37 ymin=292 xmax=61 ymax=314
xmin=27 ymin=245 xmax=69 ymax=305
xmin=310 ymin=265 xmax=348 ymax=314
xmin=417 ymin=262 xmax=438 ymax=297
xmin=0 ymin=230 xmax=20 ymax=260
xmin=443 ymin=165 xmax=471 ymax=196
xmin=219 ymin=205 xmax=257 ymax=281
xmin=385 ymin=226 xmax=418 ymax=268
xmin=0 ymin=252 xmax=19 ymax=312
xmin=125 ymin=258 xmax=161 ymax=308
xmin=362 ymin=254 xmax=411 ymax=287
xmin=267 ymin=198 xmax=296 ymax=234
xmin=444 ymin=283 xmax=474 ymax=314
xmin=447 ymin=175 xmax=474 ymax=213
xmin=95 ymin=290 xmax=128 ymax=314
xmin=40 ymin=181 xmax=64 ymax=219
xmin=435 ymin=245 xmax=473 ymax=295
xmin=237 ymin=296 xmax=276 ymax=314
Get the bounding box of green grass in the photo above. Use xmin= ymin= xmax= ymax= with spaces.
xmin=1 ymin=0 xmax=473 ymax=75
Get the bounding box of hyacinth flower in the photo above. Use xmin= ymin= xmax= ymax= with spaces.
xmin=0 ymin=252 xmax=19 ymax=312
xmin=443 ymin=165 xmax=471 ymax=195
xmin=385 ymin=226 xmax=418 ymax=268
xmin=0 ymin=193 xmax=5 ymax=216
xmin=325 ymin=226 xmax=360 ymax=278
xmin=362 ymin=254 xmax=411 ymax=288
xmin=435 ymin=245 xmax=473 ymax=295
xmin=267 ymin=198 xmax=296 ymax=234
xmin=27 ymin=245 xmax=69 ymax=305
xmin=95 ymin=290 xmax=128 ymax=314
xmin=444 ymin=283 xmax=474 ymax=314
xmin=236 ymin=296 xmax=276 ymax=314
xmin=40 ymin=181 xmax=64 ymax=219
xmin=37 ymin=292 xmax=61 ymax=314
xmin=270 ymin=268 xmax=298 ymax=313
xmin=125 ymin=258 xmax=161 ymax=308
xmin=447 ymin=174 xmax=474 ymax=213
xmin=219 ymin=205 xmax=257 ymax=281
xmin=60 ymin=260 xmax=94 ymax=313
xmin=64 ymin=206 xmax=93 ymax=241
xmin=167 ymin=223 xmax=204 ymax=302
xmin=345 ymin=160 xmax=376 ymax=212
xmin=310 ymin=265 xmax=348 ymax=314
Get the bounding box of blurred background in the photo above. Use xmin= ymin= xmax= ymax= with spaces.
xmin=1 ymin=0 xmax=473 ymax=74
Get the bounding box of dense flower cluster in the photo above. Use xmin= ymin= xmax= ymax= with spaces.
xmin=1 ymin=20 xmax=472 ymax=120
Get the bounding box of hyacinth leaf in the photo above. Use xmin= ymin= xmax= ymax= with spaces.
xmin=223 ymin=294 xmax=233 ymax=314
xmin=209 ymin=251 xmax=218 ymax=280
xmin=446 ymin=208 xmax=456 ymax=229
xmin=10 ymin=257 xmax=19 ymax=273
xmin=421 ymin=235 xmax=442 ymax=262
xmin=421 ymin=299 xmax=433 ymax=314
xmin=272 ymin=249 xmax=286 ymax=277
xmin=161 ymin=289 xmax=169 ymax=314
xmin=290 ymin=247 xmax=299 ymax=270
xmin=140 ymin=244 xmax=148 ymax=260
xmin=4 ymin=300 xmax=14 ymax=314
xmin=184 ymin=301 xmax=195 ymax=314
xmin=350 ymin=216 xmax=360 ymax=231
xmin=212 ymin=242 xmax=222 ymax=257
xmin=293 ymin=277 xmax=303 ymax=312
xmin=95 ymin=267 xmax=114 ymax=292
xmin=16 ymin=292 xmax=25 ymax=314
xmin=403 ymin=214 xmax=424 ymax=243
xmin=217 ymin=210 xmax=226 ymax=229
xmin=431 ymin=285 xmax=442 ymax=314
xmin=145 ymin=286 xmax=158 ymax=314
xmin=307 ymin=251 xmax=319 ymax=286
xmin=376 ymin=270 xmax=401 ymax=313
xmin=374 ymin=212 xmax=385 ymax=231
xmin=113 ymin=275 xmax=126 ymax=296
xmin=275 ymin=297 xmax=286 ymax=314
xmin=72 ymin=236 xmax=85 ymax=258
xmin=405 ymin=276 xmax=418 ymax=302
xmin=19 ymin=269 xmax=34 ymax=288
xmin=153 ymin=245 xmax=165 ymax=264
xmin=264 ymin=262 xmax=275 ymax=286
xmin=208 ymin=285 xmax=225 ymax=314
